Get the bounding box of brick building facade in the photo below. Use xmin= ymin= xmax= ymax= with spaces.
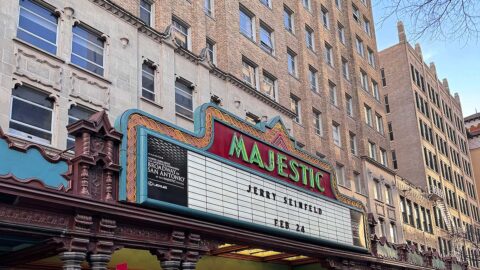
xmin=380 ymin=22 xmax=480 ymax=268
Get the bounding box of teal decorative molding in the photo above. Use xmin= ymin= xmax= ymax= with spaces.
xmin=0 ymin=128 xmax=69 ymax=190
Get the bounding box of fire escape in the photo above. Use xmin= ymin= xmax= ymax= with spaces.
xmin=428 ymin=186 xmax=466 ymax=259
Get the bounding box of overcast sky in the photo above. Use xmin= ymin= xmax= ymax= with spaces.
xmin=372 ymin=1 xmax=480 ymax=117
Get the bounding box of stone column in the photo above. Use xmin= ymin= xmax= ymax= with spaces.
xmin=59 ymin=252 xmax=86 ymax=270
xmin=89 ymin=254 xmax=111 ymax=270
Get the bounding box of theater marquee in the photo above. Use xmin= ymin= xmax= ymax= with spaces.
xmin=117 ymin=104 xmax=368 ymax=252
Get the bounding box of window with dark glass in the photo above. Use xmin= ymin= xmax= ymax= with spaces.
xmin=17 ymin=0 xmax=58 ymax=54
xmin=142 ymin=63 xmax=155 ymax=101
xmin=9 ymin=85 xmax=53 ymax=144
xmin=175 ymin=80 xmax=193 ymax=119
xmin=259 ymin=22 xmax=274 ymax=53
xmin=71 ymin=24 xmax=104 ymax=76
xmin=140 ymin=0 xmax=152 ymax=25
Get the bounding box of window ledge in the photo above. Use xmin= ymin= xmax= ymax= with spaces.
xmin=176 ymin=112 xmax=194 ymax=122
xmin=140 ymin=96 xmax=163 ymax=109
xmin=68 ymin=63 xmax=112 ymax=84
xmin=13 ymin=38 xmax=65 ymax=64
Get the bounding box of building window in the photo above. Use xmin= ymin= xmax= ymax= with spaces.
xmin=376 ymin=114 xmax=384 ymax=134
xmin=392 ymin=150 xmax=397 ymax=169
xmin=372 ymin=80 xmax=380 ymax=100
xmin=332 ymin=122 xmax=341 ymax=147
xmin=360 ymin=70 xmax=368 ymax=90
xmin=302 ymin=0 xmax=311 ymax=11
xmin=308 ymin=66 xmax=318 ymax=92
xmin=385 ymin=185 xmax=393 ymax=204
xmin=381 ymin=68 xmax=387 ymax=86
xmin=345 ymin=94 xmax=353 ymax=116
xmin=354 ymin=172 xmax=365 ymax=194
xmin=305 ymin=25 xmax=314 ymax=50
xmin=373 ymin=179 xmax=382 ymax=201
xmin=352 ymin=4 xmax=360 ymax=22
xmin=259 ymin=22 xmax=274 ymax=53
xmin=283 ymin=5 xmax=294 ymax=32
xmin=141 ymin=62 xmax=155 ymax=101
xmin=379 ymin=219 xmax=386 ymax=238
xmin=287 ymin=49 xmax=297 ymax=76
xmin=71 ymin=24 xmax=104 ymax=76
xmin=242 ymin=58 xmax=257 ymax=88
xmin=9 ymin=85 xmax=53 ymax=144
xmin=329 ymin=81 xmax=337 ymax=106
xmin=364 ymin=105 xmax=372 ymax=126
xmin=335 ymin=0 xmax=342 ymax=10
xmin=260 ymin=0 xmax=271 ymax=8
xmin=369 ymin=141 xmax=377 ymax=160
xmin=367 ymin=48 xmax=375 ymax=67
xmin=341 ymin=57 xmax=349 ymax=80
xmin=261 ymin=71 xmax=276 ymax=100
xmin=175 ymin=79 xmax=193 ymax=119
xmin=67 ymin=106 xmax=95 ymax=149
xmin=335 ymin=164 xmax=346 ymax=187
xmin=172 ymin=17 xmax=189 ymax=49
xmin=388 ymin=122 xmax=394 ymax=141
xmin=380 ymin=148 xmax=388 ymax=166
xmin=338 ymin=22 xmax=345 ymax=44
xmin=18 ymin=0 xmax=58 ymax=54
xmin=239 ymin=7 xmax=254 ymax=39
xmin=313 ymin=110 xmax=322 ymax=136
xmin=363 ymin=17 xmax=371 ymax=36
xmin=384 ymin=95 xmax=390 ymax=113
xmin=349 ymin=132 xmax=357 ymax=155
xmin=291 ymin=95 xmax=301 ymax=123
xmin=325 ymin=43 xmax=333 ymax=66
xmin=140 ymin=0 xmax=152 ymax=25
xmin=355 ymin=36 xmax=364 ymax=57
xmin=389 ymin=222 xmax=397 ymax=243
xmin=204 ymin=0 xmax=213 ymax=16
xmin=206 ymin=38 xmax=216 ymax=64
xmin=321 ymin=6 xmax=330 ymax=29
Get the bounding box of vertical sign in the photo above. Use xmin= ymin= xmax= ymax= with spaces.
xmin=146 ymin=135 xmax=188 ymax=206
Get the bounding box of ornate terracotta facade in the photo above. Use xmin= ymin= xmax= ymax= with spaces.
xmin=0 ymin=111 xmax=469 ymax=270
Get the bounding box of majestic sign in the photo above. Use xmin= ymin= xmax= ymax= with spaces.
xmin=117 ymin=104 xmax=368 ymax=252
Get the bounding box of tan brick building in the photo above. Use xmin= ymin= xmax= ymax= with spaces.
xmin=0 ymin=0 xmax=401 ymax=243
xmin=379 ymin=22 xmax=480 ymax=268
xmin=466 ymin=113 xmax=480 ymax=211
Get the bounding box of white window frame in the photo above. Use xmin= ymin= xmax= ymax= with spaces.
xmin=17 ymin=0 xmax=59 ymax=55
xmin=325 ymin=43 xmax=334 ymax=66
xmin=206 ymin=38 xmax=216 ymax=64
xmin=350 ymin=132 xmax=357 ymax=155
xmin=291 ymin=95 xmax=301 ymax=123
xmin=140 ymin=0 xmax=153 ymax=26
xmin=239 ymin=7 xmax=255 ymax=40
xmin=172 ymin=17 xmax=190 ymax=50
xmin=342 ymin=57 xmax=349 ymax=80
xmin=9 ymin=86 xmax=54 ymax=145
xmin=356 ymin=36 xmax=364 ymax=57
xmin=284 ymin=5 xmax=294 ymax=33
xmin=261 ymin=71 xmax=277 ymax=100
xmin=305 ymin=25 xmax=314 ymax=50
xmin=369 ymin=141 xmax=377 ymax=160
xmin=321 ymin=7 xmax=330 ymax=29
xmin=259 ymin=22 xmax=274 ymax=54
xmin=346 ymin=94 xmax=353 ymax=116
xmin=141 ymin=62 xmax=156 ymax=101
xmin=308 ymin=66 xmax=318 ymax=92
xmin=364 ymin=105 xmax=372 ymax=126
xmin=376 ymin=113 xmax=384 ymax=134
xmin=329 ymin=82 xmax=337 ymax=106
xmin=313 ymin=109 xmax=323 ymax=136
xmin=332 ymin=122 xmax=341 ymax=147
xmin=287 ymin=49 xmax=297 ymax=76
xmin=338 ymin=22 xmax=345 ymax=44
xmin=242 ymin=57 xmax=258 ymax=88
xmin=335 ymin=164 xmax=346 ymax=186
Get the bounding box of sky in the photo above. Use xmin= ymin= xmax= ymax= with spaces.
xmin=371 ymin=1 xmax=480 ymax=117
